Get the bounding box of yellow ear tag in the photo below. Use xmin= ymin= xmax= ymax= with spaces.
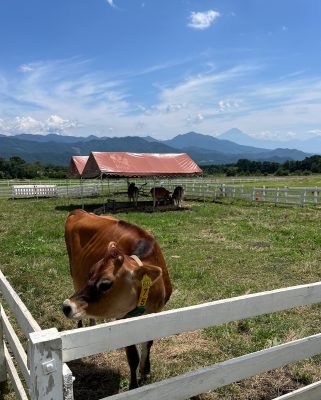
xmin=137 ymin=274 xmax=153 ymax=307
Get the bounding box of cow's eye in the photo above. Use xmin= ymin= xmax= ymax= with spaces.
xmin=98 ymin=279 xmax=113 ymax=292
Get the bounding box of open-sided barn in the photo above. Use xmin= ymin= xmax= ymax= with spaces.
xmin=67 ymin=156 xmax=89 ymax=179
xmin=80 ymin=152 xmax=202 ymax=178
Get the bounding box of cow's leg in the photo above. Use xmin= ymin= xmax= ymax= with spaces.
xmin=77 ymin=320 xmax=83 ymax=328
xmin=126 ymin=345 xmax=140 ymax=389
xmin=139 ymin=340 xmax=153 ymax=380
xmin=89 ymin=318 xmax=96 ymax=326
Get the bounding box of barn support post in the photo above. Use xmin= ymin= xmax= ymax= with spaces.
xmin=202 ymin=176 xmax=205 ymax=203
xmin=28 ymin=328 xmax=64 ymax=400
xmin=80 ymin=178 xmax=84 ymax=210
xmin=153 ymin=177 xmax=156 ymax=210
xmin=0 ymin=305 xmax=7 ymax=383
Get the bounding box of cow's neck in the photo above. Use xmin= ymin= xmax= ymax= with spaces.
xmin=125 ymin=255 xmax=152 ymax=318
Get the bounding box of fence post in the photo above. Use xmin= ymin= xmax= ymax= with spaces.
xmin=252 ymin=188 xmax=256 ymax=202
xmin=0 ymin=305 xmax=7 ymax=383
xmin=285 ymin=186 xmax=288 ymax=204
xmin=28 ymin=328 xmax=64 ymax=400
xmin=314 ymin=188 xmax=318 ymax=205
xmin=301 ymin=190 xmax=306 ymax=207
xmin=63 ymin=364 xmax=74 ymax=400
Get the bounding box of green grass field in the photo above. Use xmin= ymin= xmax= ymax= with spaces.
xmin=1 ymin=192 xmax=321 ymax=399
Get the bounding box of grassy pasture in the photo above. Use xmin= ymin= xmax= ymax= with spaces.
xmin=223 ymin=174 xmax=321 ymax=188
xmin=1 ymin=195 xmax=321 ymax=399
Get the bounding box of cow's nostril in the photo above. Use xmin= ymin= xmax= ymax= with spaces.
xmin=62 ymin=304 xmax=72 ymax=317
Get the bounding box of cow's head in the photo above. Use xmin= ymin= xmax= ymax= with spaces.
xmin=62 ymin=241 xmax=162 ymax=320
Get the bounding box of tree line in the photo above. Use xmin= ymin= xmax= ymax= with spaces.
xmin=1 ymin=155 xmax=321 ymax=179
xmin=0 ymin=156 xmax=67 ymax=179
xmin=202 ymin=155 xmax=321 ymax=176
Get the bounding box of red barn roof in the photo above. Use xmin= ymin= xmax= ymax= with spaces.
xmin=81 ymin=152 xmax=202 ymax=178
xmin=67 ymin=156 xmax=89 ymax=178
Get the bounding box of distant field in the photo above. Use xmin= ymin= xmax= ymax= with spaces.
xmin=1 ymin=196 xmax=321 ymax=399
xmin=230 ymin=174 xmax=321 ymax=188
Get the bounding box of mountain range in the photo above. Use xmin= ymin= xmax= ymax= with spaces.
xmin=0 ymin=129 xmax=317 ymax=166
xmin=218 ymin=128 xmax=321 ymax=153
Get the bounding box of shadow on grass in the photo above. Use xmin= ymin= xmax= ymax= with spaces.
xmin=55 ymin=203 xmax=101 ymax=212
xmin=68 ymin=358 xmax=121 ymax=399
xmin=55 ymin=201 xmax=191 ymax=214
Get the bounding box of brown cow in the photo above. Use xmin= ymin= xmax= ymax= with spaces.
xmin=150 ymin=187 xmax=171 ymax=207
xmin=62 ymin=209 xmax=172 ymax=389
xmin=127 ymin=182 xmax=139 ymax=206
xmin=172 ymin=186 xmax=184 ymax=208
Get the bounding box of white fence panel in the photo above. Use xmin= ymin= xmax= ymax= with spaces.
xmin=103 ymin=333 xmax=321 ymax=400
xmin=1 ymin=307 xmax=29 ymax=383
xmin=0 ymin=270 xmax=41 ymax=335
xmin=4 ymin=343 xmax=29 ymax=400
xmin=274 ymin=381 xmax=321 ymax=400
xmin=2 ymin=268 xmax=321 ymax=399
xmin=12 ymin=185 xmax=57 ymax=198
xmin=0 ymin=269 xmax=74 ymax=400
xmin=61 ymin=281 xmax=321 ymax=362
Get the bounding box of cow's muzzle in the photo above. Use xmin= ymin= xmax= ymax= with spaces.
xmin=62 ymin=299 xmax=86 ymax=320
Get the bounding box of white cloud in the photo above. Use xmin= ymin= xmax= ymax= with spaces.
xmin=186 ymin=113 xmax=204 ymax=125
xmin=46 ymin=115 xmax=78 ymax=133
xmin=2 ymin=57 xmax=321 ymax=140
xmin=218 ymin=100 xmax=240 ymax=112
xmin=308 ymin=129 xmax=321 ymax=136
xmin=188 ymin=10 xmax=220 ymax=30
xmin=14 ymin=116 xmax=43 ymax=132
xmin=106 ymin=0 xmax=115 ymax=8
xmin=0 ymin=115 xmax=78 ymax=135
xmin=19 ymin=64 xmax=34 ymax=73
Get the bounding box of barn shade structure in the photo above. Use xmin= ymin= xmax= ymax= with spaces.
xmin=80 ymin=152 xmax=202 ymax=178
xmin=67 ymin=156 xmax=89 ymax=178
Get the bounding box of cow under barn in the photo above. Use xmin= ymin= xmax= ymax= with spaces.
xmin=62 ymin=209 xmax=172 ymax=389
xmin=150 ymin=187 xmax=171 ymax=207
xmin=172 ymin=186 xmax=185 ymax=207
xmin=127 ymin=182 xmax=139 ymax=206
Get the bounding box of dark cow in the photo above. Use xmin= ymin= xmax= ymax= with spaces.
xmin=172 ymin=186 xmax=184 ymax=208
xmin=62 ymin=210 xmax=172 ymax=389
xmin=128 ymin=182 xmax=139 ymax=206
xmin=150 ymin=187 xmax=171 ymax=207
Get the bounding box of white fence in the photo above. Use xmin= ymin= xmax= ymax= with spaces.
xmin=0 ymin=180 xmax=102 ymax=199
xmin=1 ymin=178 xmax=321 ymax=207
xmin=2 ymin=268 xmax=321 ymax=399
xmin=0 ymin=269 xmax=73 ymax=400
xmin=12 ymin=185 xmax=58 ymax=198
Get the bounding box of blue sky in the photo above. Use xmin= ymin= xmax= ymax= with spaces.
xmin=0 ymin=0 xmax=321 ymax=140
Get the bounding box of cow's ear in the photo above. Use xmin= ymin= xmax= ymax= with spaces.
xmin=133 ymin=264 xmax=162 ymax=283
